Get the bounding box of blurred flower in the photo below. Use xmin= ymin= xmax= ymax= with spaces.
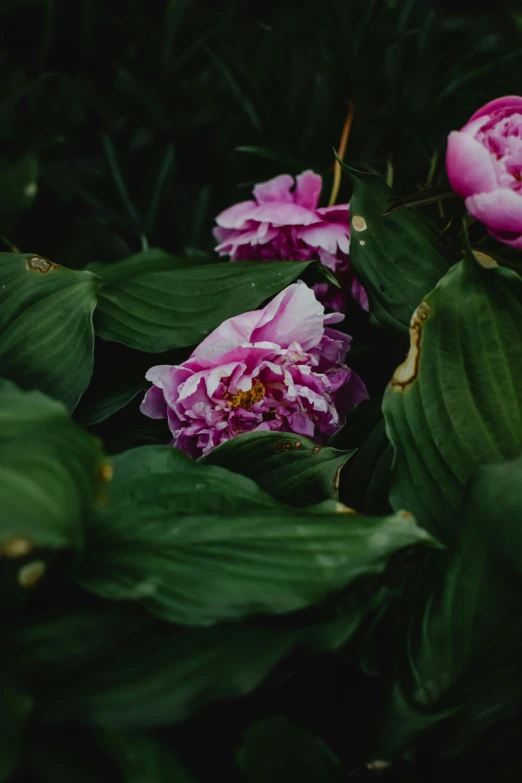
xmin=213 ymin=171 xmax=368 ymax=312
xmin=141 ymin=281 xmax=368 ymax=458
xmin=446 ymin=95 xmax=522 ymax=248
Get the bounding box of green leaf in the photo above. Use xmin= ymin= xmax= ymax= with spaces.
xmin=371 ymin=456 xmax=522 ymax=761
xmin=93 ymin=250 xmax=312 ymax=352
xmin=74 ymin=380 xmax=145 ymax=426
xmin=236 ymin=718 xmax=344 ymax=783
xmin=330 ymin=398 xmax=392 ymax=515
xmin=46 ymin=620 xmax=300 ymax=728
xmin=383 ymin=250 xmax=522 ymax=540
xmin=96 ymin=730 xmax=196 ymax=783
xmin=0 ymin=253 xmax=99 ymax=409
xmin=0 ymin=155 xmax=38 ymax=235
xmin=77 ymin=445 xmax=435 ymax=626
xmin=0 ymin=671 xmax=33 ymax=782
xmin=199 ymin=431 xmax=354 ymax=506
xmin=0 ymin=380 xmax=104 ymax=557
xmin=343 ymin=166 xmax=449 ymax=335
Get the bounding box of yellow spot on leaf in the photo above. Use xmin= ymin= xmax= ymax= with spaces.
xmin=25 ymin=255 xmax=59 ymax=273
xmin=18 ymin=561 xmax=46 ymax=588
xmin=390 ymin=301 xmax=431 ymax=391
xmin=0 ymin=538 xmax=33 ymax=558
xmin=473 ymin=250 xmax=498 ymax=268
xmin=352 ymin=216 xmax=367 ymax=231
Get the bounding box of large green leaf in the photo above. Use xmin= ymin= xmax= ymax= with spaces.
xmin=383 ymin=250 xmax=522 ymax=539
xmin=76 ymin=445 xmax=435 ymax=626
xmin=237 ymin=718 xmax=344 ymax=783
xmin=45 ymin=620 xmax=300 ymax=728
xmin=0 ymin=155 xmax=38 ymax=234
xmin=344 ymin=166 xmax=449 ymax=335
xmin=9 ymin=601 xmax=373 ymax=730
xmin=0 ymin=252 xmax=99 ymax=409
xmin=92 ymin=250 xmax=312 ymax=352
xmin=371 ymin=456 xmax=522 ymax=762
xmin=0 ymin=380 xmax=104 ymax=557
xmin=199 ymin=431 xmax=354 ymax=506
xmin=0 ymin=671 xmax=33 ymax=782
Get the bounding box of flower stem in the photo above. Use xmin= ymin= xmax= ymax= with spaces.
xmin=328 ymin=99 xmax=355 ymax=207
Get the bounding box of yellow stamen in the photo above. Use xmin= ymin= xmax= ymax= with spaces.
xmin=329 ymin=99 xmax=355 ymax=207
xmin=228 ymin=379 xmax=265 ymax=409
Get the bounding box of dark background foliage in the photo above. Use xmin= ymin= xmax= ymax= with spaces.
xmin=3 ymin=1 xmax=522 ymax=782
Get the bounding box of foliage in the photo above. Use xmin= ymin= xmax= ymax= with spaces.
xmin=2 ymin=1 xmax=522 ymax=782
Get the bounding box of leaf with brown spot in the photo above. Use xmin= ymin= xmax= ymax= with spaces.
xmin=384 ymin=246 xmax=522 ymax=540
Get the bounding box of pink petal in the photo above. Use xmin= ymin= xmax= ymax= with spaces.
xmin=192 ymin=311 xmax=262 ymax=366
xmin=468 ymin=95 xmax=522 ymax=124
xmin=488 ymin=227 xmax=522 ymax=248
xmin=288 ymin=411 xmax=315 ymax=437
xmin=297 ymin=222 xmax=350 ymax=255
xmin=140 ymin=385 xmax=167 ymax=419
xmin=215 ymin=200 xmax=257 ymax=228
xmin=316 ymin=204 xmax=350 ymax=225
xmin=323 ymin=312 xmax=345 ymax=325
xmin=253 ymin=174 xmax=294 ymax=204
xmin=248 ymin=202 xmax=319 ymax=226
xmin=351 ymin=278 xmax=369 ymax=311
xmin=465 ymin=188 xmax=522 ymax=232
xmin=251 ymin=281 xmax=325 ymax=351
xmin=294 ymin=170 xmax=322 ymax=210
xmin=446 ymin=131 xmax=497 ymax=198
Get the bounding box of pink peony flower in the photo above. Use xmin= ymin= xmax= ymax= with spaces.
xmin=213 ymin=170 xmax=368 ymax=313
xmin=141 ymin=281 xmax=368 ymax=458
xmin=446 ymin=95 xmax=522 ymax=248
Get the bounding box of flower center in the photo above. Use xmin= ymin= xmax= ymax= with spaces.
xmin=228 ymin=379 xmax=265 ymax=409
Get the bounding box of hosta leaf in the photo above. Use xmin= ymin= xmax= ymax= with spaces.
xmin=344 ymin=166 xmax=449 ymax=335
xmin=77 ymin=445 xmax=435 ymax=626
xmin=93 ymin=249 xmax=312 ymax=352
xmin=371 ymin=456 xmax=522 ymax=762
xmin=383 ymin=248 xmax=522 ymax=539
xmin=199 ymin=431 xmax=354 ymax=506
xmin=0 ymin=380 xmax=104 ymax=559
xmin=46 ymin=620 xmax=300 ymax=728
xmin=0 ymin=252 xmax=99 ymax=409
xmin=237 ymin=718 xmax=344 ymax=783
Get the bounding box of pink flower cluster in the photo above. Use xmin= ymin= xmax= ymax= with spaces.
xmin=213 ymin=170 xmax=368 ymax=313
xmin=446 ymin=96 xmax=522 ymax=248
xmin=141 ymin=282 xmax=367 ymax=458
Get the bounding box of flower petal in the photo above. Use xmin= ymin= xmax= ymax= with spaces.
xmin=316 ymin=204 xmax=350 ymax=225
xmin=468 ymin=95 xmax=522 ymax=124
xmin=215 ymin=200 xmax=257 ymax=228
xmin=446 ymin=131 xmax=497 ymax=198
xmin=140 ymin=385 xmax=167 ymax=419
xmin=253 ymin=174 xmax=294 ymax=204
xmin=465 ymin=188 xmax=522 ymax=232
xmin=294 ymin=170 xmax=322 ymax=210
xmin=297 ymin=222 xmax=350 ymax=254
xmin=249 ymin=202 xmax=319 ymax=226
xmin=251 ymin=281 xmax=325 ymax=350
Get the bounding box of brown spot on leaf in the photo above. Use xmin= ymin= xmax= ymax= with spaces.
xmin=275 ymin=442 xmax=284 ymax=452
xmin=99 ymin=463 xmax=113 ymax=483
xmin=293 ymin=441 xmax=301 ymax=449
xmin=283 ymin=442 xmax=292 ymax=451
xmin=18 ymin=561 xmax=46 ymax=588
xmin=473 ymin=250 xmax=498 ymax=268
xmin=312 ymin=446 xmax=322 ymax=455
xmin=352 ymin=215 xmax=367 ymax=232
xmin=389 ymin=301 xmax=431 ymax=391
xmin=25 ymin=255 xmax=59 ymax=273
xmin=366 ymin=761 xmax=392 ymax=771
xmin=0 ymin=538 xmax=33 ymax=558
